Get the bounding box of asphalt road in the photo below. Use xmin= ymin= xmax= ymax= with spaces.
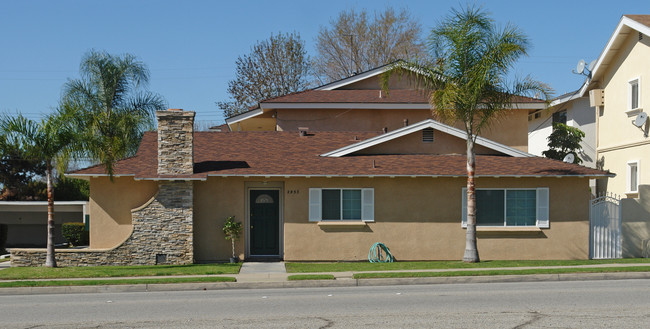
xmin=2 ymin=279 xmax=649 ymax=328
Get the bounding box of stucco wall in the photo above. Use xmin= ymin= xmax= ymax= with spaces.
xmin=193 ymin=177 xmax=247 ymax=262
xmin=88 ymin=177 xmax=157 ymax=248
xmin=356 ymin=128 xmax=500 ymax=155
xmin=276 ymin=108 xmax=529 ymax=151
xmin=191 ymin=176 xmax=590 ymax=261
xmin=596 ymin=32 xmax=650 ymax=196
xmin=621 ymin=185 xmax=650 ymax=257
xmin=282 ymin=177 xmax=590 ymax=261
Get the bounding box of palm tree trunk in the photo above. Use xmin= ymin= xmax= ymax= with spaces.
xmin=463 ymin=137 xmax=480 ymax=263
xmin=44 ymin=163 xmax=57 ymax=267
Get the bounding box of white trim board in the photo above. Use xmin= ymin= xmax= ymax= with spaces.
xmin=225 ymin=108 xmax=264 ymax=126
xmin=589 ymin=16 xmax=650 ymax=87
xmin=321 ymin=118 xmax=534 ymax=158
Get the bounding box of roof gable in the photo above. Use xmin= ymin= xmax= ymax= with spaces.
xmin=321 ymin=119 xmax=533 ymax=158
xmin=314 ymin=62 xmax=397 ymax=91
xmin=585 ymin=15 xmax=650 ymax=92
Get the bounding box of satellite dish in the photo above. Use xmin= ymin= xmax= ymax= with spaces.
xmin=633 ymin=112 xmax=648 ymax=127
xmin=588 ymin=60 xmax=596 ymax=72
xmin=576 ymin=60 xmax=586 ymax=74
xmin=563 ymin=153 xmax=575 ymax=163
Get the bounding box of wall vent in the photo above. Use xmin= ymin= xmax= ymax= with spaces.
xmin=589 ymin=89 xmax=605 ymax=107
xmin=422 ymin=128 xmax=434 ymax=143
xmin=156 ymin=254 xmax=167 ymax=264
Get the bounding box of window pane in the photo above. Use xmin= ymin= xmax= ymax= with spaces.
xmin=552 ymin=110 xmax=567 ymax=125
xmin=322 ymin=190 xmax=341 ymax=220
xmin=630 ymin=163 xmax=638 ymax=192
xmin=476 ymin=190 xmax=505 ymax=226
xmin=342 ymin=190 xmax=361 ymax=219
xmin=506 ymin=190 xmax=537 ymax=226
xmin=631 ymin=81 xmax=639 ymax=109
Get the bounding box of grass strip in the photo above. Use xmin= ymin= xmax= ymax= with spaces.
xmin=0 ymin=263 xmax=241 ymax=280
xmin=286 ymin=259 xmax=650 ymax=273
xmin=287 ymin=274 xmax=335 ymax=281
xmin=0 ymin=276 xmax=236 ymax=288
xmin=353 ymin=266 xmax=650 ymax=279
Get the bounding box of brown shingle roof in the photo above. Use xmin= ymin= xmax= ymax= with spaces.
xmin=261 ymin=90 xmax=545 ymax=104
xmin=69 ymin=131 xmax=611 ymax=179
xmin=625 ymin=15 xmax=650 ymax=28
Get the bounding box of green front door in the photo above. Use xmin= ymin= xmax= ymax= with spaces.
xmin=249 ymin=190 xmax=280 ymax=256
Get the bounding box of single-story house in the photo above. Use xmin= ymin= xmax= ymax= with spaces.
xmin=10 ymin=109 xmax=610 ymax=266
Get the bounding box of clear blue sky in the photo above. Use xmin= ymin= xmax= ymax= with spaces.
xmin=0 ymin=0 xmax=647 ymax=125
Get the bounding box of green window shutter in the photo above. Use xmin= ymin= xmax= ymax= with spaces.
xmin=361 ymin=188 xmax=374 ymax=222
xmin=308 ymin=188 xmax=322 ymax=222
xmin=461 ymin=188 xmax=467 ymax=228
xmin=536 ymin=187 xmax=549 ymax=228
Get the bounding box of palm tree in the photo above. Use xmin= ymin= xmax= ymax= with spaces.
xmin=62 ymin=50 xmax=166 ymax=176
xmin=382 ymin=6 xmax=551 ymax=262
xmin=0 ymin=111 xmax=74 ymax=267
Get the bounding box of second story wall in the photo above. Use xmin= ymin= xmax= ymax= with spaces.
xmin=528 ymin=97 xmax=596 ymax=168
xmin=275 ymin=108 xmax=529 ymax=152
xmin=598 ymin=32 xmax=650 ymax=149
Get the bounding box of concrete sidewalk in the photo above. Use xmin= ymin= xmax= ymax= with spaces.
xmin=1 ymin=261 xmax=650 ymax=295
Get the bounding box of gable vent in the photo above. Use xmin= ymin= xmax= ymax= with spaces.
xmin=422 ymin=128 xmax=434 ymax=143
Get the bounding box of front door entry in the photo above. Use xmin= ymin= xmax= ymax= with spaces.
xmin=249 ymin=190 xmax=280 ymax=256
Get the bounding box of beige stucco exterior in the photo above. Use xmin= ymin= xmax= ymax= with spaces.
xmin=89 ymin=175 xmax=590 ymax=262
xmin=621 ymin=185 xmax=650 ymax=257
xmin=356 ymin=129 xmax=500 ymax=155
xmin=273 ymin=108 xmax=529 ymax=152
xmin=596 ymin=31 xmax=650 ymax=197
xmin=88 ymin=177 xmax=157 ymax=248
xmin=282 ymin=177 xmax=589 ymax=261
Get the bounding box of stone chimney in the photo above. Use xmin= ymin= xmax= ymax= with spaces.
xmin=156 ymin=109 xmax=195 ymax=175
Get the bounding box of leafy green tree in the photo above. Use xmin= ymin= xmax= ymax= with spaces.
xmin=0 ymin=111 xmax=75 ymax=267
xmin=0 ymin=135 xmax=46 ymax=200
xmin=542 ymin=122 xmax=585 ymax=164
xmin=218 ymin=32 xmax=312 ymax=118
xmin=382 ymin=6 xmax=551 ymax=262
xmin=54 ymin=176 xmax=89 ymax=201
xmin=61 ymin=50 xmax=166 ymax=176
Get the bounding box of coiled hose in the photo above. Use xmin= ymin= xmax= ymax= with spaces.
xmin=368 ymin=242 xmax=394 ymax=263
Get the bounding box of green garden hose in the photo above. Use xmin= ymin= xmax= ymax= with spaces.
xmin=368 ymin=242 xmax=394 ymax=263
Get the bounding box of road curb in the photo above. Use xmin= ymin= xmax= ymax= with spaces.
xmin=1 ymin=271 xmax=649 ymax=295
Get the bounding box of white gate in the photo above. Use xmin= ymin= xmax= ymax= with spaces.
xmin=589 ymin=193 xmax=622 ymax=259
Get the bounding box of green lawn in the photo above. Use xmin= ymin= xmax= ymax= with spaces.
xmin=287 ymin=274 xmax=336 ymax=281
xmin=0 ymin=263 xmax=241 ymax=280
xmin=0 ymin=276 xmax=236 ymax=288
xmin=285 ymin=259 xmax=650 ymax=273
xmin=353 ymin=266 xmax=650 ymax=279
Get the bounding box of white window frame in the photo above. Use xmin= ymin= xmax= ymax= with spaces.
xmin=461 ymin=187 xmax=549 ymax=228
xmin=309 ymin=188 xmax=374 ymax=222
xmin=627 ymin=77 xmax=641 ymax=114
xmin=627 ymin=160 xmax=640 ymax=193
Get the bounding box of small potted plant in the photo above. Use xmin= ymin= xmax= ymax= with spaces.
xmin=222 ymin=216 xmax=242 ymax=263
